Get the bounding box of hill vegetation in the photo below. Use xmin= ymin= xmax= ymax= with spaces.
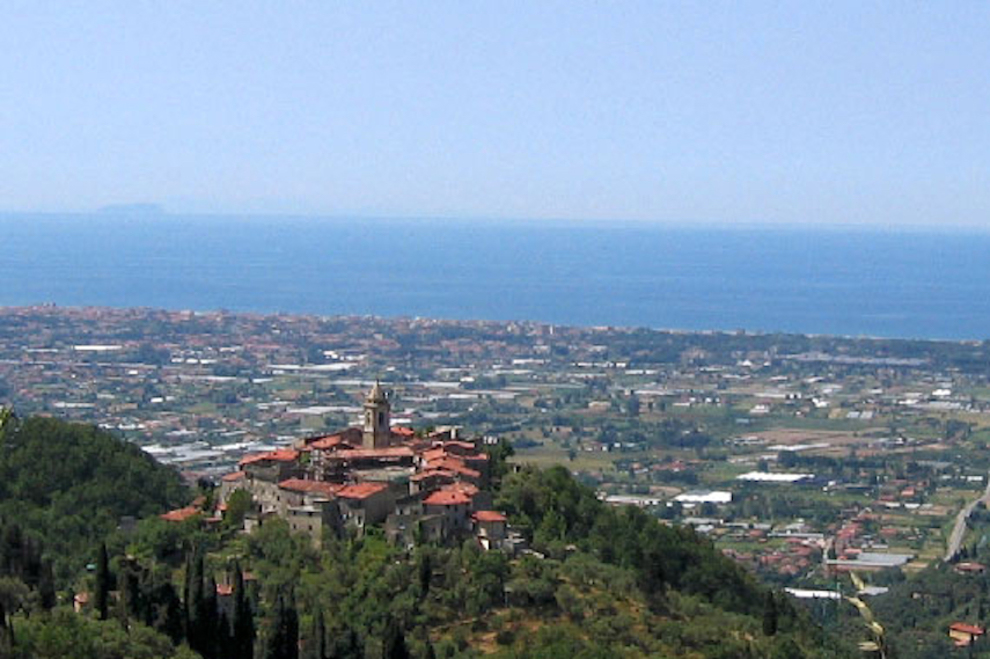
xmin=0 ymin=413 xmax=854 ymax=658
xmin=0 ymin=412 xmax=189 ymax=581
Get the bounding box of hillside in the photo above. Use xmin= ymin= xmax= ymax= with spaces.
xmin=0 ymin=412 xmax=190 ymax=583
xmin=0 ymin=413 xmax=855 ymax=658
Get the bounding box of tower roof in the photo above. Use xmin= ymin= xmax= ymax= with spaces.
xmin=366 ymin=380 xmax=387 ymax=404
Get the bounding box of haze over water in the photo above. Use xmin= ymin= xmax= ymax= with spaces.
xmin=4 ymin=214 xmax=989 ymax=341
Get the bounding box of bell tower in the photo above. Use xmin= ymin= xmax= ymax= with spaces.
xmin=362 ymin=381 xmax=391 ymax=449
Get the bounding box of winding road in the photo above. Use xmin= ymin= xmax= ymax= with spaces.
xmin=944 ymin=472 xmax=990 ymax=562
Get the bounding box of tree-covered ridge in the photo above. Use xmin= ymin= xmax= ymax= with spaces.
xmin=496 ymin=465 xmax=766 ymax=616
xmin=0 ymin=414 xmax=189 ymax=582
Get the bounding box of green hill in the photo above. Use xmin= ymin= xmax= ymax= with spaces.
xmin=0 ymin=413 xmax=190 ymax=583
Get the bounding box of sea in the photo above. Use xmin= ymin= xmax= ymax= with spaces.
xmin=2 ymin=213 xmax=989 ymax=341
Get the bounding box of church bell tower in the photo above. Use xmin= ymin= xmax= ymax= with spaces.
xmin=362 ymin=381 xmax=391 ymax=449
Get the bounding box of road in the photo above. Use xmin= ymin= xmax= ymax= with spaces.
xmin=944 ymin=472 xmax=990 ymax=562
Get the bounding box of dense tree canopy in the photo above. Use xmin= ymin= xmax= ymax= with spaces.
xmin=0 ymin=415 xmax=189 ymax=582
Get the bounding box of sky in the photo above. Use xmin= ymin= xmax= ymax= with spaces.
xmin=1 ymin=2 xmax=989 ymax=228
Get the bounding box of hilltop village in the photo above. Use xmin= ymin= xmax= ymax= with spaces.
xmin=196 ymin=382 xmax=513 ymax=552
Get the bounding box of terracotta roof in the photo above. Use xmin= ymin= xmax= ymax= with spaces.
xmin=310 ymin=434 xmax=359 ymax=451
xmin=424 ymin=489 xmax=472 ymax=506
xmin=473 ymin=510 xmax=507 ymax=522
xmin=409 ymin=469 xmax=458 ymax=482
xmin=426 ymin=457 xmax=481 ymax=479
xmin=324 ymin=447 xmax=414 ymax=460
xmin=392 ymin=427 xmax=416 ymax=438
xmin=421 ymin=448 xmax=449 ymax=462
xmin=446 ymin=481 xmax=480 ymax=496
xmin=216 ymin=584 xmax=234 ymax=596
xmin=278 ymin=478 xmax=342 ymax=498
xmin=337 ymin=482 xmax=389 ymax=500
xmin=222 ymin=471 xmax=246 ymax=482
xmin=950 ymin=623 xmax=985 ymax=635
xmin=444 ymin=440 xmax=477 ymax=450
xmin=239 ymin=448 xmax=299 ymax=466
xmin=160 ymin=506 xmax=201 ymax=522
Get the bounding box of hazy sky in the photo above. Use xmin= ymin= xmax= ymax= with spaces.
xmin=2 ymin=2 xmax=988 ymax=227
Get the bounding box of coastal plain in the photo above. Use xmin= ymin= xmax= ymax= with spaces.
xmin=2 ymin=305 xmax=990 ymax=589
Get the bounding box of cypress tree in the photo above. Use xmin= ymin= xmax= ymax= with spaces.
xmin=284 ymin=593 xmax=299 ymax=659
xmin=0 ymin=598 xmax=6 ymax=638
xmin=762 ymin=591 xmax=778 ymax=637
xmin=232 ymin=564 xmax=256 ymax=659
xmin=381 ymin=618 xmax=409 ymax=659
xmin=161 ymin=582 xmax=184 ymax=645
xmin=265 ymin=590 xmax=299 ymax=659
xmin=218 ymin=609 xmax=234 ymax=659
xmin=0 ymin=598 xmax=10 ymax=657
xmin=331 ymin=625 xmax=363 ymax=659
xmin=202 ymin=575 xmax=219 ymax=659
xmin=417 ymin=551 xmax=431 ymax=598
xmin=122 ymin=562 xmax=142 ymax=622
xmin=304 ymin=607 xmax=326 ymax=659
xmin=95 ymin=542 xmax=110 ymax=620
xmin=183 ymin=551 xmax=194 ymax=640
xmin=38 ymin=558 xmax=56 ymax=610
xmin=1 ymin=523 xmax=23 ymax=576
xmin=187 ymin=550 xmax=206 ymax=654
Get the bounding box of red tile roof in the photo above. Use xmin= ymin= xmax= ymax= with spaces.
xmin=443 ymin=440 xmax=477 ymax=450
xmin=421 ymin=448 xmax=449 ymax=462
xmin=222 ymin=471 xmax=246 ymax=482
xmin=473 ymin=510 xmax=507 ymax=522
xmin=426 ymin=457 xmax=481 ymax=479
xmin=324 ymin=447 xmax=414 ymax=460
xmin=424 ymin=489 xmax=472 ymax=506
xmin=310 ymin=434 xmax=359 ymax=451
xmin=392 ymin=427 xmax=416 ymax=438
xmin=278 ymin=478 xmax=342 ymax=498
xmin=950 ymin=623 xmax=985 ymax=635
xmin=444 ymin=481 xmax=480 ymax=496
xmin=409 ymin=468 xmax=458 ymax=482
xmin=337 ymin=482 xmax=389 ymax=500
xmin=239 ymin=448 xmax=299 ymax=466
xmin=160 ymin=506 xmax=201 ymax=522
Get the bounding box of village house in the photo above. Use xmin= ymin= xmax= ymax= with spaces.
xmin=473 ymin=510 xmax=508 ymax=550
xmin=949 ymin=622 xmax=985 ymax=647
xmin=336 ymin=482 xmax=394 ymax=530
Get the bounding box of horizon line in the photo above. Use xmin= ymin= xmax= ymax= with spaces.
xmin=2 ymin=207 xmax=988 ymax=235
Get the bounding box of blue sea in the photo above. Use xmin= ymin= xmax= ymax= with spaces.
xmin=2 ymin=213 xmax=989 ymax=341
